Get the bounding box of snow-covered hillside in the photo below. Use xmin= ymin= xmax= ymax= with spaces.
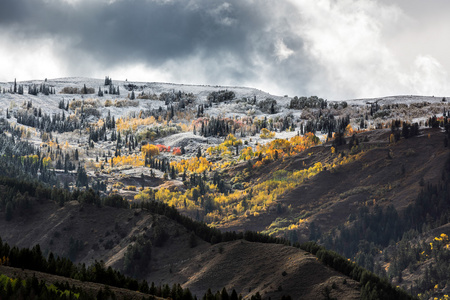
xmin=0 ymin=76 xmax=448 ymax=194
xmin=0 ymin=77 xmax=288 ymax=119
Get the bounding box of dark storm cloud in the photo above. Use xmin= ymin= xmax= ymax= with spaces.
xmin=1 ymin=0 xmax=449 ymax=98
xmin=0 ymin=0 xmax=313 ymax=94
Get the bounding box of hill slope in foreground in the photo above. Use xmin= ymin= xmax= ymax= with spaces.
xmin=0 ymin=199 xmax=360 ymax=299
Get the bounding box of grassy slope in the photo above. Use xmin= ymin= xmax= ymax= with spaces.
xmin=218 ymin=128 xmax=448 ymax=242
xmin=0 ymin=198 xmax=361 ymax=299
xmin=176 ymin=240 xmax=360 ymax=299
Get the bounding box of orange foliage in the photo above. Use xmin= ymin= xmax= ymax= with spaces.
xmin=156 ymin=144 xmax=170 ymax=152
xmin=344 ymin=124 xmax=356 ymax=136
xmin=172 ymin=147 xmax=182 ymax=155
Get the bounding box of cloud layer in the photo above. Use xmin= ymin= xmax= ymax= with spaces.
xmin=0 ymin=0 xmax=449 ymax=99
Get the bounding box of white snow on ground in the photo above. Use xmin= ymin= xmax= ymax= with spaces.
xmin=334 ymin=95 xmax=449 ymax=106
xmin=0 ymin=77 xmax=286 ymax=119
xmin=0 ymin=77 xmax=448 ymax=157
xmin=0 ymin=76 xmax=448 ymax=186
xmin=1 ymin=77 xmax=448 ymax=121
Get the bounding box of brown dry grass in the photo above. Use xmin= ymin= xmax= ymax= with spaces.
xmin=0 ymin=198 xmax=361 ymax=299
xmin=177 ymin=240 xmax=360 ymax=299
xmin=219 ymin=128 xmax=449 ymax=243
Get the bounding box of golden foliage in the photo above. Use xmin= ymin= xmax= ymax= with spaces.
xmin=116 ymin=117 xmax=157 ymax=133
xmin=110 ymin=153 xmax=145 ymax=168
xmin=252 ymin=132 xmax=320 ymax=168
xmin=207 ymin=134 xmax=242 ymax=157
xmin=170 ymin=157 xmax=214 ymax=174
xmin=42 ymin=157 xmax=51 ymax=167
xmin=260 ymin=128 xmax=275 ymax=139
xmin=0 ymin=256 xmax=9 ymax=266
xmin=141 ymin=144 xmax=160 ymax=158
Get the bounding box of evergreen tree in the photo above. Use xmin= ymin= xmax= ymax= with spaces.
xmin=5 ymin=202 xmax=13 ymax=221
xmin=76 ymin=165 xmax=88 ymax=187
xmin=230 ymin=290 xmax=239 ymax=300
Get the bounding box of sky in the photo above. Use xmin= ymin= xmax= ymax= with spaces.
xmin=0 ymin=0 xmax=449 ymax=100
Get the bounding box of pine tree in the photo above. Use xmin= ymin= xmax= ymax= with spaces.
xmin=5 ymin=202 xmax=13 ymax=221
xmin=230 ymin=290 xmax=238 ymax=300
xmin=170 ymin=166 xmax=176 ymax=179
xmin=76 ymin=165 xmax=88 ymax=187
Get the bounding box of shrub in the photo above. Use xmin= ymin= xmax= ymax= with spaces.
xmin=260 ymin=128 xmax=275 ymax=139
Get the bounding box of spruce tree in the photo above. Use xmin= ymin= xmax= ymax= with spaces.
xmin=5 ymin=202 xmax=13 ymax=221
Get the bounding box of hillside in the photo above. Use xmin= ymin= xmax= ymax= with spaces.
xmin=174 ymin=240 xmax=360 ymax=299
xmin=0 ymin=197 xmax=361 ymax=299
xmin=218 ymin=127 xmax=448 ymax=238
xmin=1 ymin=77 xmax=449 ymax=299
xmin=0 ymin=265 xmax=159 ymax=300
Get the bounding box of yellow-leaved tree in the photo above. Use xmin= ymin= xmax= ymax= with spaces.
xmin=141 ymin=144 xmax=160 ymax=158
xmin=207 ymin=134 xmax=243 ymax=157
xmin=260 ymin=128 xmax=275 ymax=139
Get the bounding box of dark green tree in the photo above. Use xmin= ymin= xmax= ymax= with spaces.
xmin=5 ymin=201 xmax=13 ymax=221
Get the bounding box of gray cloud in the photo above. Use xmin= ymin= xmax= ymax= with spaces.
xmin=0 ymin=0 xmax=313 ymax=94
xmin=0 ymin=0 xmax=449 ymax=99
